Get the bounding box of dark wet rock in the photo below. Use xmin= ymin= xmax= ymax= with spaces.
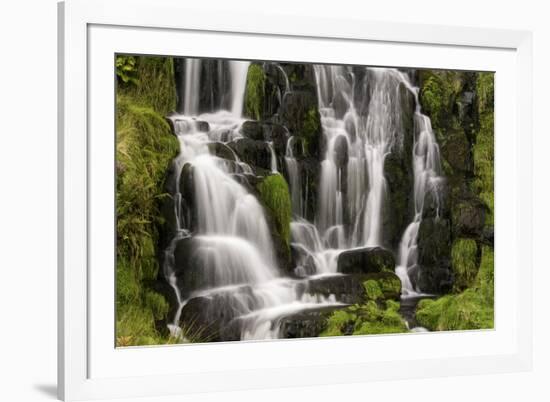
xmin=337 ymin=247 xmax=395 ymax=274
xmin=383 ymin=153 xmax=414 ymax=248
xmin=416 ymin=264 xmax=453 ymax=294
xmin=481 ymin=225 xmax=494 ymax=246
xmin=305 ymin=272 xmax=400 ymax=304
xmin=178 ymin=289 xmax=255 ymax=342
xmin=278 ymin=305 xmax=342 ymax=338
xmin=279 ymin=91 xmax=321 ymax=157
xmin=195 ymin=120 xmax=210 ymax=132
xmin=208 ymin=142 xmax=237 ymax=161
xmin=451 ymin=198 xmax=487 ymax=237
xmin=227 ymin=138 xmax=272 ymax=171
xmin=240 ymin=120 xmax=264 ymax=140
xmin=306 ymin=274 xmax=368 ymax=304
xmin=416 ymin=217 xmax=453 ymax=293
xmin=299 ymin=157 xmax=321 ymax=222
xmin=333 ymin=135 xmax=349 ymax=169
xmin=440 ymin=127 xmax=472 ymax=173
xmin=418 ymin=218 xmax=452 ymax=267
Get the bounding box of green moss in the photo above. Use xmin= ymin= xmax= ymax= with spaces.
xmin=115 ymin=56 xmax=180 ymax=346
xmin=363 ymin=280 xmax=383 ymax=301
xmin=451 ymin=238 xmax=479 ymax=292
xmin=256 ymin=173 xmax=292 ymax=248
xmin=117 ymin=55 xmax=177 ymax=115
xmin=473 ymin=111 xmax=494 ymax=226
xmin=416 ymin=246 xmax=494 ymax=331
xmin=321 ymin=289 xmax=408 ymax=337
xmin=476 ymin=72 xmax=495 ymax=115
xmin=419 ymin=70 xmax=463 ymax=131
xmin=375 ymin=273 xmax=402 ymax=299
xmin=144 ymin=290 xmax=170 ymax=320
xmin=244 ymin=63 xmax=266 ymax=120
xmin=302 ymin=107 xmax=320 ymax=155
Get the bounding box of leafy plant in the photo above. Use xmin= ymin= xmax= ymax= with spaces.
xmin=116 ymin=55 xmax=139 ymax=86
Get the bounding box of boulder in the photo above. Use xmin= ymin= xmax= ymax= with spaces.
xmin=337 ymin=247 xmax=395 ymax=275
xmin=208 ymin=142 xmax=237 ymax=161
xmin=451 ymin=198 xmax=487 ymax=237
xmin=333 ymin=135 xmax=349 ymax=169
xmin=417 ymin=218 xmax=451 ymax=267
xmin=383 ymin=153 xmax=413 ymax=248
xmin=306 ymin=271 xmax=402 ymax=304
xmin=240 ymin=120 xmax=264 ymax=140
xmin=178 ymin=291 xmax=253 ymax=342
xmin=227 ymin=138 xmax=272 ymax=171
xmin=278 ymin=306 xmax=343 ymax=338
xmin=279 ymin=91 xmax=321 ymax=157
xmin=416 ymin=217 xmax=453 ymax=293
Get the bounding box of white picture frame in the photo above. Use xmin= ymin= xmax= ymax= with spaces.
xmin=58 ymin=0 xmax=533 ymax=400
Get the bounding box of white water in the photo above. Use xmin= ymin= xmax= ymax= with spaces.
xmin=166 ymin=60 xmax=443 ymax=340
xmin=165 ymin=59 xmax=342 ymax=340
xmin=290 ymin=66 xmax=407 ymax=277
xmin=394 ymin=76 xmax=444 ymax=297
xmin=284 ymin=136 xmax=303 ymax=217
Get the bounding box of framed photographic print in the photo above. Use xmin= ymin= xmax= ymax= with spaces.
xmin=58 ymin=0 xmax=533 ymax=400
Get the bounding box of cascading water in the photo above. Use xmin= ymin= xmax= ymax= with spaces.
xmin=394 ymin=76 xmax=444 ymax=297
xmin=164 ymin=59 xmax=342 ymax=341
xmin=164 ymin=58 xmax=444 ymax=340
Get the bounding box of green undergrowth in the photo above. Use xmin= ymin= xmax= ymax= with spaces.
xmin=245 ymin=63 xmax=266 ymax=121
xmin=256 ymin=173 xmax=292 ymax=249
xmin=473 ymin=73 xmax=495 ymax=226
xmin=321 ymin=277 xmax=408 ymax=337
xmin=416 ymin=246 xmax=494 ymax=331
xmin=116 ymin=55 xmax=179 ymax=347
xmin=451 ymin=238 xmax=479 ymax=292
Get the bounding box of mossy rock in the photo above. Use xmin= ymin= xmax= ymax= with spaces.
xmin=279 ymin=91 xmax=321 ymax=157
xmin=337 ymin=247 xmax=395 ymax=275
xmin=416 ymin=246 xmax=494 ymax=331
xmin=244 ymin=63 xmax=266 ymax=121
xmin=320 ymin=299 xmax=408 ymax=337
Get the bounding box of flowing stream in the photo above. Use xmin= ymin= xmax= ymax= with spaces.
xmin=164 ymin=60 xmax=443 ymax=340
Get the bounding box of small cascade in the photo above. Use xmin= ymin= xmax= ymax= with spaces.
xmin=268 ymin=141 xmax=278 ymax=173
xmin=183 ymin=59 xmax=202 ymax=116
xmin=164 ymin=59 xmax=342 ymax=341
xmin=394 ymin=77 xmax=444 ymax=297
xmin=284 ymin=136 xmax=303 ymax=217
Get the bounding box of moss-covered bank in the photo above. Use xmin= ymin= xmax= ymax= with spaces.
xmin=116 ymin=56 xmax=179 ymax=346
xmin=416 ymin=246 xmax=494 ymax=331
xmin=321 ymin=276 xmax=408 ymax=337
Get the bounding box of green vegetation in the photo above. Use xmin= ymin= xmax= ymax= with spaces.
xmin=321 ymin=275 xmax=407 ymax=337
xmin=473 ymin=73 xmax=495 ymax=226
xmin=419 ymin=70 xmax=463 ymax=130
xmin=416 ymin=246 xmax=494 ymax=331
xmin=451 ymin=238 xmax=479 ymax=292
xmin=244 ymin=63 xmax=266 ymax=121
xmin=116 ymin=55 xmax=179 ymax=346
xmin=256 ymin=173 xmax=292 ymax=248
xmin=116 ymin=55 xmax=139 ymax=86
xmin=117 ymin=55 xmax=177 ymax=115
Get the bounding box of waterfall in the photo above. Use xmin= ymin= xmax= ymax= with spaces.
xmin=284 ymin=136 xmax=303 ymax=217
xmin=183 ymin=59 xmax=201 ymax=115
xmin=229 ymin=61 xmax=250 ymax=116
xmin=310 ymin=66 xmax=443 ymax=296
xmin=394 ymin=77 xmax=444 ymax=297
xmin=165 ymin=59 xmax=342 ymax=341
xmin=165 ymin=58 xmax=444 ymax=341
